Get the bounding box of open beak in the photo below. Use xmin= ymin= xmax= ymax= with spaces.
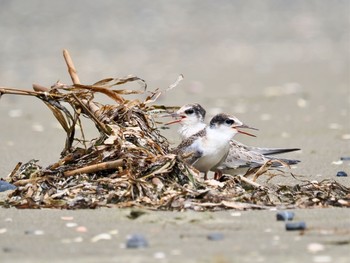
xmin=163 ymin=113 xmax=186 ymax=125
xmin=236 ymin=124 xmax=258 ymax=137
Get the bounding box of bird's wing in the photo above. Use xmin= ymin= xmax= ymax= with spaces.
xmin=231 ymin=140 xmax=300 ymax=156
xmin=172 ymin=129 xmax=206 ymax=155
xmin=218 ymin=141 xmax=267 ymax=169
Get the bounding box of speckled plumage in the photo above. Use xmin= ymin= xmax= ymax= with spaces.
xmin=173 ymin=113 xmax=246 ymax=177
xmin=169 ymin=103 xmax=300 ymax=177
xmin=217 ymin=140 xmax=300 ymax=175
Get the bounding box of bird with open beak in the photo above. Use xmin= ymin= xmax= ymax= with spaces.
xmin=173 ymin=113 xmax=257 ymax=180
xmin=167 ymin=103 xmax=300 ymax=180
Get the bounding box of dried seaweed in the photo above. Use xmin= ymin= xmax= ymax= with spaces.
xmin=0 ymin=50 xmax=349 ymax=210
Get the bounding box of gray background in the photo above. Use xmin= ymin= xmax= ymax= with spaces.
xmin=0 ymin=1 xmax=349 ymax=262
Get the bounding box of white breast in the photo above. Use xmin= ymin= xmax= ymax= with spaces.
xmin=192 ymin=127 xmax=233 ymax=172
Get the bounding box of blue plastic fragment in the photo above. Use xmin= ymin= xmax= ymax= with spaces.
xmin=336 ymin=171 xmax=348 ymax=177
xmin=276 ymin=211 xmax=295 ymax=221
xmin=285 ymin=222 xmax=306 ymax=231
xmin=340 ymin=157 xmax=350 ymax=161
xmin=126 ymin=234 xmax=148 ymax=249
xmin=0 ymin=181 xmax=16 ymax=192
xmin=207 ymin=232 xmax=224 ymax=241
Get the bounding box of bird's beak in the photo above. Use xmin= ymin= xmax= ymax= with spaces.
xmin=163 ymin=113 xmax=186 ymax=125
xmin=236 ymin=124 xmax=258 ymax=137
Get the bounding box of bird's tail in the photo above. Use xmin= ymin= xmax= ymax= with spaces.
xmin=249 ymin=147 xmax=300 ymax=156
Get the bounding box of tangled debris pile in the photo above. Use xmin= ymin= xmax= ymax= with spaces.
xmin=0 ymin=50 xmax=349 ymax=210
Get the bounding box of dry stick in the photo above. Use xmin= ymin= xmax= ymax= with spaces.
xmin=13 ymin=177 xmax=46 ymax=187
xmin=71 ymin=93 xmax=111 ymax=135
xmin=0 ymin=87 xmax=63 ymax=99
xmin=32 ymin=84 xmax=50 ymax=92
xmin=63 ymin=49 xmax=80 ymax=85
xmin=0 ymin=87 xmax=42 ymax=97
xmin=63 ymin=159 xmax=124 ymax=177
xmin=237 ymin=175 xmax=265 ymax=189
xmin=62 ymin=49 xmax=110 ymax=135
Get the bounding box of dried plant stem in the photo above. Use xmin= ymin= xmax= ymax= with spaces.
xmin=0 ymin=87 xmax=63 ymax=99
xmin=237 ymin=175 xmax=264 ymax=189
xmin=13 ymin=177 xmax=46 ymax=187
xmin=63 ymin=49 xmax=81 ymax=85
xmin=0 ymin=87 xmax=41 ymax=97
xmin=32 ymin=84 xmax=50 ymax=92
xmin=71 ymin=93 xmax=111 ymax=135
xmin=63 ymin=159 xmax=124 ymax=177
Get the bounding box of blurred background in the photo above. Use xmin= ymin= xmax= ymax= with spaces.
xmin=0 ymin=0 xmax=349 ymax=182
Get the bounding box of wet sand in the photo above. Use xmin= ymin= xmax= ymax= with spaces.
xmin=1 ymin=1 xmax=350 ymax=262
xmin=0 ymin=207 xmax=349 ymax=263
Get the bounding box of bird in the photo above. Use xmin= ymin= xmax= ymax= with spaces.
xmin=173 ymin=113 xmax=257 ymax=180
xmin=167 ymin=103 xmax=300 ymax=179
xmin=165 ymin=103 xmax=207 ymax=139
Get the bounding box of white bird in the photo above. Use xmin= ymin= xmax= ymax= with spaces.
xmin=165 ymin=103 xmax=207 ymax=139
xmin=173 ymin=113 xmax=257 ymax=180
xmin=168 ymin=103 xmax=300 ymax=179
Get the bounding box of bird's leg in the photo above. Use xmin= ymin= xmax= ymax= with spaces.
xmin=203 ymin=172 xmax=208 ymax=181
xmin=214 ymin=170 xmax=223 ymax=180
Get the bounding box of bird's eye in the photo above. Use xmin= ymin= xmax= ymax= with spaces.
xmin=185 ymin=109 xmax=194 ymax=115
xmin=225 ymin=119 xmax=234 ymax=125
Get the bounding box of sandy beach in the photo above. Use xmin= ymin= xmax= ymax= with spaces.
xmin=1 ymin=1 xmax=349 ymax=262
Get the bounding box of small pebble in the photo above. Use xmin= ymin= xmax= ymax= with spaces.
xmin=328 ymin=123 xmax=341 ymax=130
xmin=65 ymin=222 xmax=78 ymax=228
xmin=341 ymin=134 xmax=350 ymax=140
xmin=276 ymin=211 xmax=295 ymax=221
xmin=61 ymin=237 xmax=83 ymax=244
xmin=0 ymin=181 xmax=16 ymax=192
xmin=109 ymin=229 xmax=119 ymax=235
xmin=126 ymin=234 xmax=148 ymax=249
xmin=0 ymin=228 xmax=7 ymax=234
xmin=331 ymin=160 xmax=343 ymax=165
xmin=281 ymin=132 xmax=291 ymax=138
xmin=73 ymin=237 xmax=83 ymax=243
xmin=230 ymin=212 xmax=242 ymax=217
xmin=154 ymin=252 xmax=166 ymax=259
xmin=313 ymin=255 xmax=332 ymax=263
xmin=170 ymin=249 xmax=182 ymax=256
xmin=285 ymin=222 xmax=306 ymax=231
xmin=297 ymin=98 xmax=307 ymax=108
xmin=207 ymin=232 xmax=224 ymax=241
xmin=2 ymin=247 xmax=12 ymax=253
xmin=75 ymin=226 xmax=88 ymax=233
xmin=336 ymin=171 xmax=348 ymax=177
xmin=307 ymin=243 xmax=325 ymax=253
xmin=273 ymin=235 xmax=280 ymax=241
xmin=24 ymin=230 xmax=44 ymax=235
xmin=91 ymin=233 xmax=112 ymax=243
xmin=31 ymin=123 xmax=45 ymax=132
xmin=61 ymin=216 xmax=74 ymax=221
xmin=8 ymin=109 xmax=23 ymax=118
xmin=340 ymin=157 xmax=350 ymax=161
xmin=260 ymin=113 xmax=271 ymax=121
